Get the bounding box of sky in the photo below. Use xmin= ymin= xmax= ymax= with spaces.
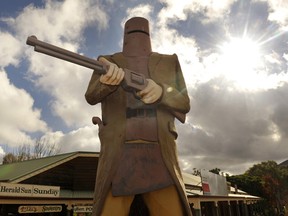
xmin=0 ymin=0 xmax=288 ymax=175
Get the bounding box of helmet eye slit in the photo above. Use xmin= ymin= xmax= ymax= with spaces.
xmin=127 ymin=30 xmax=150 ymax=36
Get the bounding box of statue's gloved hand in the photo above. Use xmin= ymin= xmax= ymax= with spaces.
xmin=137 ymin=79 xmax=163 ymax=104
xmin=99 ymin=57 xmax=125 ymax=85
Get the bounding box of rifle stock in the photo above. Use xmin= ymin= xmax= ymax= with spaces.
xmin=26 ymin=35 xmax=186 ymax=123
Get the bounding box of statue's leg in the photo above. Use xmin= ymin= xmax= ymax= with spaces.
xmin=143 ymin=185 xmax=184 ymax=216
xmin=101 ymin=188 xmax=134 ymax=216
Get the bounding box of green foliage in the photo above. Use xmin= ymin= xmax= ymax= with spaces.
xmin=2 ymin=153 xmax=17 ymax=164
xmin=192 ymin=168 xmax=201 ymax=176
xmin=209 ymin=167 xmax=221 ymax=175
xmin=227 ymin=174 xmax=264 ymax=197
xmin=227 ymin=160 xmax=288 ymax=215
xmin=245 ymin=160 xmax=279 ymax=176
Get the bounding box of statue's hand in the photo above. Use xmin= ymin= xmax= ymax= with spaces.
xmin=99 ymin=57 xmax=125 ymax=85
xmin=137 ymin=79 xmax=163 ymax=104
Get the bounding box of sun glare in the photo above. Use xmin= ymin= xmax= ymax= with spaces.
xmin=218 ymin=37 xmax=264 ymax=90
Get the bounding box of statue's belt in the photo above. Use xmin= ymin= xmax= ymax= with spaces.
xmin=126 ymin=108 xmax=156 ymax=118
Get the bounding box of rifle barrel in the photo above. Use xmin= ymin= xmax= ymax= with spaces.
xmin=26 ymin=36 xmax=106 ymax=74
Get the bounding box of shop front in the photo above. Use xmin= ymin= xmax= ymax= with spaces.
xmin=0 ymin=151 xmax=261 ymax=216
xmin=0 ymin=152 xmax=97 ymax=216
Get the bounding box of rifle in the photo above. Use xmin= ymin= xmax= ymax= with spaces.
xmin=26 ymin=35 xmax=186 ymax=123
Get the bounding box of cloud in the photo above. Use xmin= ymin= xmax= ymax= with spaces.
xmin=125 ymin=4 xmax=153 ymax=20
xmin=0 ymin=32 xmax=22 ymax=68
xmin=176 ymin=79 xmax=288 ymax=174
xmin=4 ymin=0 xmax=108 ymax=43
xmin=0 ymin=70 xmax=48 ymax=147
xmin=0 ymin=146 xmax=5 ymax=164
xmin=0 ymin=0 xmax=106 ymax=152
xmin=150 ymin=0 xmax=288 ymax=91
xmin=158 ymin=0 xmax=235 ymax=24
xmin=4 ymin=125 xmax=101 ymax=157
xmin=2 ymin=0 xmax=107 ymax=128
xmin=270 ymin=84 xmax=288 ymax=138
xmin=43 ymin=126 xmax=100 ymax=153
xmin=264 ymin=0 xmax=288 ymax=27
xmin=27 ymin=56 xmax=101 ymax=127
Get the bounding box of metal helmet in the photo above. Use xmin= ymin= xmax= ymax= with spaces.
xmin=122 ymin=17 xmax=152 ymax=56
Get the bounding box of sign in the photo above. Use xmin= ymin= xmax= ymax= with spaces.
xmin=0 ymin=182 xmax=60 ymax=198
xmin=73 ymin=205 xmax=93 ymax=213
xmin=200 ymin=169 xmax=228 ymax=196
xmin=18 ymin=205 xmax=62 ymax=213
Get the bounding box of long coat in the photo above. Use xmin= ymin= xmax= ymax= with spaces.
xmin=85 ymin=52 xmax=192 ymax=216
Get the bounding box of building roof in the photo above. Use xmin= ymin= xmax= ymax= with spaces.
xmin=0 ymin=151 xmax=98 ymax=183
xmin=182 ymin=172 xmax=202 ymax=187
xmin=279 ymin=159 xmax=288 ymax=167
xmin=0 ymin=151 xmax=259 ymax=201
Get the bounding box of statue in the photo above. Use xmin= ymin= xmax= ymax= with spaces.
xmin=85 ymin=17 xmax=192 ymax=216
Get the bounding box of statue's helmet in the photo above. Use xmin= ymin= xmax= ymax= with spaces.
xmin=122 ymin=17 xmax=152 ymax=56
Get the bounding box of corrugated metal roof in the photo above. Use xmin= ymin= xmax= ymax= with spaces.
xmin=182 ymin=172 xmax=202 ymax=187
xmin=279 ymin=159 xmax=288 ymax=167
xmin=0 ymin=151 xmax=97 ymax=183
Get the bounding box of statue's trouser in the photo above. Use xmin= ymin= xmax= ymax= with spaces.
xmin=100 ymin=184 xmax=184 ymax=216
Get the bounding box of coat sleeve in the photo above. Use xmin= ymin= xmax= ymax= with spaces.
xmin=157 ymin=54 xmax=190 ymax=115
xmin=85 ymin=56 xmax=119 ymax=105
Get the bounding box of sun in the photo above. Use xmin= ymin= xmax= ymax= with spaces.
xmin=217 ymin=37 xmax=264 ymax=90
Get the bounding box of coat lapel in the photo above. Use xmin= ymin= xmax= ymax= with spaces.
xmin=148 ymin=53 xmax=162 ymax=80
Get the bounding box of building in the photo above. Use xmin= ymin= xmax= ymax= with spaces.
xmin=183 ymin=172 xmax=261 ymax=216
xmin=0 ymin=151 xmax=260 ymax=216
xmin=279 ymin=159 xmax=288 ymax=167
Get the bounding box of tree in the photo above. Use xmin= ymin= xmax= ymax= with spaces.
xmin=33 ymin=137 xmax=60 ymax=159
xmin=2 ymin=137 xmax=60 ymax=164
xmin=227 ymin=174 xmax=264 ymax=197
xmin=209 ymin=168 xmax=221 ymax=175
xmin=192 ymin=168 xmax=201 ymax=176
xmin=246 ymin=161 xmax=288 ymax=208
xmin=2 ymin=153 xmax=17 ymax=164
xmin=227 ymin=160 xmax=288 ymax=215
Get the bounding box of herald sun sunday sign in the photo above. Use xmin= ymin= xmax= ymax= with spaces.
xmin=0 ymin=182 xmax=60 ymax=198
